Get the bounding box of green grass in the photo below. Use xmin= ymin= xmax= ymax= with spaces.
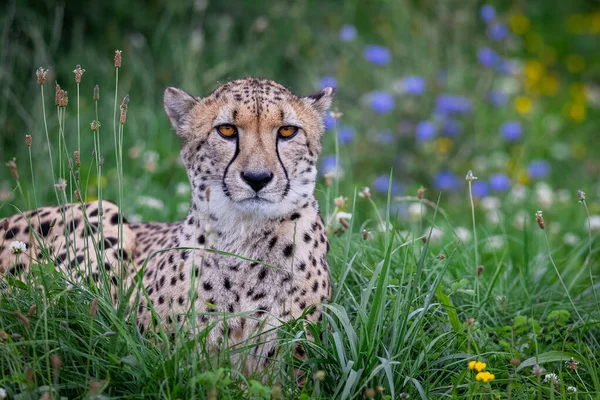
xmin=1 ymin=0 xmax=600 ymax=398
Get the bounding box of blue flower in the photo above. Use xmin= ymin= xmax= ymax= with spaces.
xmin=435 ymin=94 xmax=473 ymax=115
xmin=373 ymin=175 xmax=403 ymax=195
xmin=340 ymin=24 xmax=357 ymax=41
xmin=375 ymin=131 xmax=395 ymax=144
xmin=321 ymin=155 xmax=338 ymax=175
xmin=320 ymin=76 xmax=337 ymax=89
xmin=480 ymin=4 xmax=496 ymax=23
xmin=500 ymin=121 xmax=522 ymax=141
xmin=364 ymin=45 xmax=391 ymax=65
xmin=434 ymin=171 xmax=459 ymax=190
xmin=497 ymin=59 xmax=517 ymax=75
xmin=488 ymin=23 xmax=508 ymax=41
xmin=337 ymin=125 xmax=355 ymax=144
xmin=442 ymin=119 xmax=461 ymax=136
xmin=487 ymin=90 xmax=508 ymax=106
xmin=478 ymin=47 xmax=499 ymax=67
xmin=472 ymin=180 xmax=490 ymax=198
xmin=416 ymin=121 xmax=436 ymax=141
xmin=489 ymin=173 xmax=511 ymax=191
xmin=324 ymin=114 xmax=336 ymax=130
xmin=369 ymin=91 xmax=395 ymax=114
xmin=528 ymin=160 xmax=550 ymax=178
xmin=402 ymin=76 xmax=426 ymax=95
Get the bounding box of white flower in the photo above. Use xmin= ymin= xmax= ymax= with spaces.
xmin=334 ymin=196 xmax=346 ymax=208
xmin=587 ymin=215 xmax=600 ymax=233
xmin=176 ymin=183 xmax=190 ymax=196
xmin=336 ymin=212 xmax=352 ymax=223
xmin=543 ymin=373 xmax=559 ymax=385
xmin=454 ymin=227 xmax=472 ymax=242
xmin=358 ymin=187 xmax=371 ymax=198
xmin=137 ymin=196 xmax=164 ymax=210
xmin=0 ymin=388 xmax=6 ymax=399
xmin=557 ymin=189 xmax=571 ymax=204
xmin=510 ymin=184 xmax=528 ymax=202
xmin=563 ymin=232 xmax=578 ymax=246
xmin=486 ymin=210 xmax=501 ymax=225
xmin=535 ymin=182 xmax=554 ymax=208
xmin=408 ymin=202 xmax=426 ymax=220
xmin=10 ymin=241 xmax=27 ymax=254
xmin=486 ymin=235 xmax=505 ymax=251
xmin=424 ymin=227 xmax=444 ymax=242
xmin=513 ymin=210 xmax=527 ymax=229
xmin=481 ymin=196 xmax=501 ymax=211
xmin=567 ymin=386 xmax=577 ymax=393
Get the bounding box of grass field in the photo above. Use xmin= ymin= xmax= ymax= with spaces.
xmin=1 ymin=1 xmax=600 ymax=398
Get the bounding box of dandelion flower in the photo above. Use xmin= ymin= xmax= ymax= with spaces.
xmin=10 ymin=241 xmax=27 ymax=254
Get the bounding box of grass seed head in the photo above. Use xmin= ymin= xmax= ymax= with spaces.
xmin=465 ymin=170 xmax=477 ymax=182
xmin=365 ymin=388 xmax=376 ymax=398
xmin=60 ymin=90 xmax=69 ymax=107
xmin=535 ymin=210 xmax=544 ymax=229
xmin=90 ymin=298 xmax=99 ymax=317
xmin=477 ymin=265 xmax=485 ymax=276
xmin=51 ymin=354 xmax=62 ymax=372
xmin=120 ymin=94 xmax=129 ymax=124
xmin=577 ymin=190 xmax=585 ymax=202
xmin=55 ymin=83 xmax=62 ymax=106
xmin=36 ymin=67 xmax=48 ymax=85
xmin=90 ymin=119 xmax=100 ymax=132
xmin=26 ymin=305 xmax=36 ymax=317
xmin=55 ymin=178 xmax=67 ymax=191
xmin=74 ymin=190 xmax=81 ymax=201
xmin=15 ymin=312 xmax=30 ymax=327
xmin=93 ymin=84 xmax=99 ymax=101
xmin=74 ymin=151 xmax=80 ymax=167
xmin=73 ymin=64 xmax=85 ymax=83
xmin=25 ymin=135 xmax=32 ymax=147
xmin=6 ymin=159 xmax=19 ymax=181
xmin=25 ymin=366 xmax=34 ymax=385
xmin=114 ymin=50 xmax=122 ymax=68
xmin=417 ymin=186 xmax=425 ymax=199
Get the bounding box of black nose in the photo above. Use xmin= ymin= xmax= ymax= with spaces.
xmin=241 ymin=171 xmax=273 ymax=192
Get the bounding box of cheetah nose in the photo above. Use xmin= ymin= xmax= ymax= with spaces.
xmin=241 ymin=171 xmax=273 ymax=192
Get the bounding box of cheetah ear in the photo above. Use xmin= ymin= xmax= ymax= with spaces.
xmin=164 ymin=87 xmax=199 ymax=134
xmin=302 ymin=87 xmax=335 ymax=114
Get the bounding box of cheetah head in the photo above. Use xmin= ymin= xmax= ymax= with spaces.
xmin=164 ymin=78 xmax=334 ymax=219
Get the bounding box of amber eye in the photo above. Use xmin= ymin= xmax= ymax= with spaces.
xmin=278 ymin=126 xmax=298 ymax=138
xmin=216 ymin=124 xmax=237 ymax=138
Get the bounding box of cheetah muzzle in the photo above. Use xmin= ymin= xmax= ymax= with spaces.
xmin=0 ymin=77 xmax=335 ymax=376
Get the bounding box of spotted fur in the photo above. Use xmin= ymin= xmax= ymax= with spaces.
xmin=0 ymin=78 xmax=334 ymax=374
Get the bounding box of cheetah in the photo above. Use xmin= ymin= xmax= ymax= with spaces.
xmin=0 ymin=78 xmax=335 ymax=374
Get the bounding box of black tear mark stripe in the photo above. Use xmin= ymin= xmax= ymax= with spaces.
xmin=221 ymin=135 xmax=241 ymax=200
xmin=275 ymin=137 xmax=290 ymax=198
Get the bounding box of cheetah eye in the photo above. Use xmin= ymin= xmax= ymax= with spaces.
xmin=277 ymin=126 xmax=298 ymax=139
xmin=216 ymin=124 xmax=238 ymax=139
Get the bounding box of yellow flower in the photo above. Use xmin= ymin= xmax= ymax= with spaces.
xmin=524 ymin=60 xmax=544 ymax=84
xmin=476 ymin=371 xmax=496 ymax=383
xmin=516 ymin=169 xmax=529 ymax=185
xmin=567 ymin=102 xmax=586 ymax=122
xmin=468 ymin=360 xmax=487 ymax=372
xmin=566 ymin=54 xmax=585 ymax=73
xmin=514 ymin=96 xmax=532 ymax=114
xmin=509 ymin=14 xmax=530 ymax=35
xmin=541 ymin=75 xmax=559 ymax=96
xmin=570 ymin=83 xmax=586 ymax=101
xmin=435 ymin=137 xmax=453 ymax=153
xmin=468 ymin=361 xmax=477 ymax=370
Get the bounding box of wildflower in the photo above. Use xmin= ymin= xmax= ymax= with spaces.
xmin=475 ymin=371 xmax=495 ymax=382
xmin=543 ymin=373 xmax=559 ymax=385
xmin=314 ymin=370 xmax=325 ymax=381
xmin=27 ymin=305 xmax=36 ymax=317
xmin=500 ymin=121 xmax=522 ymax=141
xmin=74 ymin=151 xmax=80 ymax=167
xmin=15 ymin=312 xmax=30 ymax=327
xmin=399 ymin=393 xmax=410 ymax=399
xmin=471 ymin=181 xmax=490 ymax=197
xmin=477 ymin=265 xmax=485 ymax=276
xmin=373 ymin=175 xmax=403 ymax=195
xmin=567 ymin=386 xmax=577 ymax=393
xmin=323 ymin=114 xmax=336 ymax=130
xmin=435 ymin=94 xmax=472 ymax=115
xmin=138 ymin=196 xmax=165 ymax=210
xmin=365 ymin=388 xmax=376 ymax=398
xmin=415 ymin=121 xmax=436 ymax=141
xmin=577 ymin=190 xmax=585 ymax=202
xmin=36 ymin=67 xmax=48 ymax=85
xmin=527 ymin=160 xmax=550 ymax=179
xmin=465 ymin=317 xmax=474 ymax=326
xmin=535 ymin=210 xmax=544 ymax=229
xmin=321 ymin=156 xmax=340 ymax=178
xmin=435 ymin=171 xmax=459 ymax=190
xmin=120 ymin=94 xmax=129 ymax=124
xmin=358 ymin=187 xmax=371 ymax=198
xmin=55 ymin=83 xmax=62 ymax=106
xmin=363 ymin=45 xmax=391 ymax=65
xmin=533 ymin=364 xmax=545 ymax=376
xmin=51 ymin=354 xmax=62 ymax=372
xmin=509 ymin=14 xmax=530 ymax=34
xmin=401 ymin=76 xmax=426 ymax=95
xmin=0 ymin=388 xmax=5 ymax=399
xmin=10 ymin=241 xmax=27 ymax=254
xmin=441 ymin=119 xmax=461 ymax=136
xmin=514 ymin=96 xmax=532 ymax=114
xmin=488 ymin=23 xmax=509 ymax=41
xmin=489 ymin=173 xmax=510 ymax=191
xmin=25 ymin=135 xmax=32 ymax=147
xmin=566 ymin=54 xmax=585 ymax=73
xmin=369 ymin=91 xmax=395 ymax=113
xmin=408 ymin=203 xmax=425 ymax=220
xmin=334 ymin=196 xmax=346 ymax=208
xmin=454 ymin=226 xmax=472 ymax=242
xmin=73 ymin=64 xmax=85 ymax=83
xmin=417 ymin=187 xmax=425 ymax=199
xmin=510 ymin=357 xmax=521 ymax=366
xmin=480 ymin=4 xmax=496 ymax=22
xmin=114 ymin=50 xmax=122 ymax=68
xmin=424 ymin=226 xmax=444 ymax=242
xmin=468 ymin=361 xmax=487 ymax=372
xmin=465 ymin=170 xmax=477 ymax=182
xmin=566 ymin=358 xmax=578 ymax=372
xmin=54 ymin=178 xmax=67 ymax=191
xmin=339 ymin=24 xmax=357 ymax=41
xmin=93 ymin=84 xmax=99 ymax=101
xmin=59 ymin=90 xmax=69 ymax=107
xmin=324 ymin=171 xmax=335 ymax=187
xmin=320 ymin=76 xmax=336 ymax=89
xmin=487 ymin=90 xmax=508 ymax=106
xmin=329 ymin=111 xmax=343 ymax=120
xmin=481 ymin=196 xmax=500 ymax=211
xmin=486 ymin=235 xmax=505 ymax=250
xmin=337 ymin=125 xmax=354 ymax=144
xmin=362 ymin=230 xmax=369 ymax=240
xmin=563 ymin=232 xmax=578 ymax=245
xmin=478 ymin=47 xmax=499 ymax=67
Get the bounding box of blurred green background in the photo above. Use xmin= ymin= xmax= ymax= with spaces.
xmin=1 ymin=0 xmax=599 ymax=223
